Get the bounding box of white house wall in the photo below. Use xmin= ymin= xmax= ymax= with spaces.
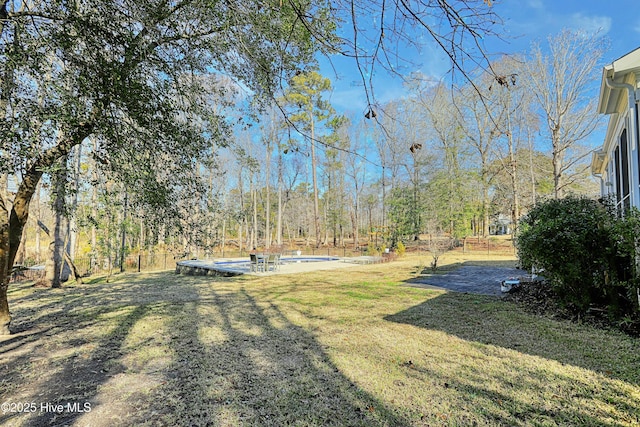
xmin=593 ymin=48 xmax=640 ymax=210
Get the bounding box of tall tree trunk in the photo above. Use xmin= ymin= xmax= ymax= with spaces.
xmin=413 ymin=157 xmax=420 ymax=239
xmin=252 ymin=186 xmax=258 ymax=250
xmin=119 ymin=191 xmax=128 ymax=273
xmin=323 ymin=202 xmax=329 ymax=245
xmin=510 ymin=146 xmax=519 ymax=234
xmin=34 ymin=183 xmax=41 ymax=263
xmin=206 ymin=160 xmax=214 ymax=254
xmin=245 ymin=220 xmax=250 ymax=252
xmin=276 ymin=150 xmax=284 ymax=247
xmin=310 ymin=118 xmax=321 ymax=248
xmin=285 ymin=221 xmax=292 ymax=245
xmin=351 ymin=209 xmax=359 ymax=250
xmin=481 ymin=150 xmax=490 ymax=237
xmin=139 ymin=216 xmax=145 ymax=255
xmin=552 ymin=134 xmax=564 ymax=199
xmin=91 ymin=139 xmax=99 ymax=271
xmin=482 ymin=186 xmax=490 ymax=237
xmin=237 ymin=163 xmax=245 ymax=253
xmin=507 ymin=112 xmax=520 ymax=234
xmin=0 ymin=195 xmax=11 ymax=335
xmin=381 ymin=166 xmax=386 ymax=228
xmin=529 ymin=133 xmax=537 ymax=206
xmin=276 ymin=186 xmax=283 ymax=246
xmin=46 ymin=158 xmax=68 ymax=288
xmin=265 ymin=141 xmax=271 ymax=249
xmin=67 ymin=144 xmax=82 ymax=264
xmin=38 ymin=221 xmax=81 ymax=284
xmin=221 ymin=219 xmax=226 ymax=257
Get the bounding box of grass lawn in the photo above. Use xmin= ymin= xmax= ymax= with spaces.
xmin=1 ymin=252 xmax=639 ymax=426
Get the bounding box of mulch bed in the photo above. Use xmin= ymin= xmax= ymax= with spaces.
xmin=503 ymin=279 xmax=640 ymax=338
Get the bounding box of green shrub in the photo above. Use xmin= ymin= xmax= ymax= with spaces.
xmin=610 ymin=208 xmax=640 ymax=315
xmin=517 ymin=196 xmax=620 ymax=312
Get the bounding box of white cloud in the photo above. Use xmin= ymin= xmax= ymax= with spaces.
xmin=501 ymin=3 xmax=613 ymax=46
xmin=634 ymin=19 xmax=640 ymax=33
xmin=569 ymin=12 xmax=612 ymax=35
xmin=527 ymin=0 xmax=544 ymax=11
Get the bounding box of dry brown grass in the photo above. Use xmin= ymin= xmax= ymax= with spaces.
xmin=1 ymin=252 xmax=639 ymax=426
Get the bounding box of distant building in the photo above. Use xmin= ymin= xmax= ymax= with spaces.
xmin=489 ymin=214 xmax=512 ymax=235
xmin=591 ymin=47 xmax=640 ymax=210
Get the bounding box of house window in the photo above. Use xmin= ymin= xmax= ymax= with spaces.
xmin=615 ymin=144 xmax=622 ymax=206
xmin=621 ymin=129 xmax=630 ymax=210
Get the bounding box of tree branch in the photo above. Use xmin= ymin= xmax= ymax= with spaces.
xmin=7 ymin=122 xmax=93 ymax=269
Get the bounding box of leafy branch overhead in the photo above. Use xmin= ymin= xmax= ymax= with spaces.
xmin=0 ymin=0 xmax=338 ymax=335
xmin=0 ymin=0 xmax=506 ymax=338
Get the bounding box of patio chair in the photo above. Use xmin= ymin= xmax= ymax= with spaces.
xmin=250 ymin=253 xmax=265 ymax=272
xmin=266 ymin=253 xmax=281 ymax=271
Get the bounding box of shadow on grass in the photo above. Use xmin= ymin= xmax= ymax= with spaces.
xmin=0 ymin=303 xmax=151 ymax=426
xmin=385 ymin=292 xmax=640 ymax=387
xmin=131 ymin=286 xmax=410 ymax=426
xmin=384 ymin=292 xmax=640 ymax=425
xmin=395 ymin=351 xmax=630 ymax=427
xmin=2 ymin=271 xmax=194 ymax=352
xmin=1 ymin=272 xmax=410 ymax=426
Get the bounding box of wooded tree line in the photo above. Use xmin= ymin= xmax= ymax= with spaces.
xmin=220 ymin=31 xmax=603 ymax=250
xmin=15 ymin=29 xmax=603 ymax=273
xmin=0 ymin=0 xmax=602 ymax=334
xmin=10 ymin=36 xmax=604 ymax=260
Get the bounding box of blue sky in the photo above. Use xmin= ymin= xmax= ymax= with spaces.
xmin=321 ymin=0 xmax=640 ymax=114
xmin=495 ymin=0 xmax=637 ymax=55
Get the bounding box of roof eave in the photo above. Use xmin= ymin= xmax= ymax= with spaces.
xmin=597 ymin=65 xmax=615 ymax=115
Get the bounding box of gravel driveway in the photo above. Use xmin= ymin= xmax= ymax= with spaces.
xmin=407 ymin=265 xmax=529 ymax=296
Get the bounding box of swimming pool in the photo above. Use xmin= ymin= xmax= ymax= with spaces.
xmin=176 ymin=256 xmax=342 ymax=276
xmin=213 ymin=256 xmax=340 ymax=267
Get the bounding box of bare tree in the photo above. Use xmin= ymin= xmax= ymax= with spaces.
xmin=457 ymin=70 xmax=509 ymax=236
xmin=525 ymin=30 xmax=606 ymax=199
xmin=487 ymin=58 xmax=530 ymax=233
xmin=344 ymin=126 xmax=366 ymax=250
xmin=375 ymin=99 xmax=433 ymax=241
xmin=417 ymin=84 xmax=470 ymax=237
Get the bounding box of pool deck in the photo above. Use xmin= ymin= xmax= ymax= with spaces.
xmin=176 ymin=255 xmax=380 ymax=277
